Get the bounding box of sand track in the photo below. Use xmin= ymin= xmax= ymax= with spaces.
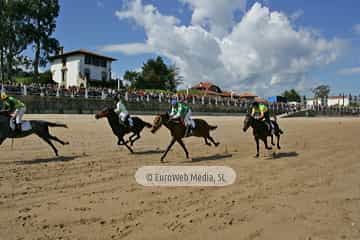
xmin=0 ymin=115 xmax=359 ymax=240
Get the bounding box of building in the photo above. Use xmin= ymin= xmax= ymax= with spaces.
xmin=267 ymin=96 xmax=287 ymax=103
xmin=191 ymin=82 xmax=235 ymax=98
xmin=307 ymin=96 xmax=350 ymax=107
xmin=239 ymin=92 xmax=258 ymax=101
xmin=50 ymin=49 xmax=116 ymax=88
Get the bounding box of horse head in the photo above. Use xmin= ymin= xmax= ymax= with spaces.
xmin=243 ymin=113 xmax=253 ymax=132
xmin=151 ymin=112 xmax=169 ymax=134
xmin=95 ymin=107 xmax=115 ymax=120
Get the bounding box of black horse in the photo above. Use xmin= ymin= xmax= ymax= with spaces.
xmin=95 ymin=107 xmax=152 ymax=153
xmin=0 ymin=111 xmax=69 ymax=156
xmin=243 ymin=113 xmax=283 ymax=158
xmin=151 ymin=113 xmax=219 ymax=162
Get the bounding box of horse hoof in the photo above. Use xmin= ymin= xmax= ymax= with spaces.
xmin=267 ymin=147 xmax=272 ymax=150
xmin=65 ymin=142 xmax=69 ymax=145
xmin=215 ymin=142 xmax=220 ymax=147
xmin=277 ymin=146 xmax=281 ymax=150
xmin=271 ymin=143 xmax=275 ymax=146
xmin=255 ymin=154 xmax=259 ymax=158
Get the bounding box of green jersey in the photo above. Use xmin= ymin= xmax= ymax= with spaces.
xmin=3 ymin=96 xmax=25 ymax=112
xmin=251 ymin=103 xmax=268 ymax=115
xmin=170 ymin=102 xmax=189 ymax=118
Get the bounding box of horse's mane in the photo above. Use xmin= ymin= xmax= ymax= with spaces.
xmin=0 ymin=111 xmax=11 ymax=118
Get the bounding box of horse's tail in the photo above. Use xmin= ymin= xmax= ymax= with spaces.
xmin=47 ymin=122 xmax=68 ymax=128
xmin=209 ymin=125 xmax=217 ymax=131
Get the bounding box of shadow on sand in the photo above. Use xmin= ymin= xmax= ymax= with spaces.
xmin=266 ymin=151 xmax=299 ymax=160
xmin=16 ymin=155 xmax=80 ymax=165
xmin=189 ymin=153 xmax=233 ymax=163
xmin=133 ymin=149 xmax=165 ymax=155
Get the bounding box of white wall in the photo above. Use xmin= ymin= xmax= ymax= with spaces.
xmin=66 ymin=55 xmax=81 ymax=87
xmin=328 ymin=97 xmax=349 ymax=106
xmin=50 ymin=59 xmax=63 ymax=86
xmin=306 ymin=97 xmax=350 ymax=107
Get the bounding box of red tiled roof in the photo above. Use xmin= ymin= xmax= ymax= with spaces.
xmin=192 ymin=82 xmax=215 ymax=89
xmin=50 ymin=49 xmax=117 ymax=61
xmin=239 ymin=92 xmax=257 ymax=98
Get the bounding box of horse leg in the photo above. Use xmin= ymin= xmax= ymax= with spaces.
xmin=176 ymin=139 xmax=189 ymax=159
xmin=276 ymin=134 xmax=281 ymax=149
xmin=160 ymin=138 xmax=176 ymax=163
xmin=117 ymin=136 xmax=133 ymax=153
xmin=47 ymin=135 xmax=69 ymax=145
xmin=130 ymin=134 xmax=141 ymax=146
xmin=207 ymin=135 xmax=220 ymax=147
xmin=127 ymin=133 xmax=137 ymax=144
xmin=0 ymin=138 xmax=5 ymax=146
xmin=255 ymin=137 xmax=259 ymax=158
xmin=262 ymin=137 xmax=272 ymax=150
xmin=38 ymin=136 xmax=59 ymax=156
xmin=123 ymin=141 xmax=134 ymax=153
xmin=271 ymin=135 xmax=275 ymax=146
xmin=204 ymin=137 xmax=211 ymax=146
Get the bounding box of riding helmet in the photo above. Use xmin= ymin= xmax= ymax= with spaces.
xmin=0 ymin=92 xmax=8 ymax=100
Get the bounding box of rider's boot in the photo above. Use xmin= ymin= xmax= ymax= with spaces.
xmin=184 ymin=125 xmax=191 ymax=137
xmin=265 ymin=122 xmax=272 ymax=135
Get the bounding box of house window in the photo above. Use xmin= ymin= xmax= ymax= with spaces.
xmin=85 ymin=55 xmax=91 ymax=64
xmin=101 ymin=71 xmax=107 ymax=81
xmin=84 ymin=68 xmax=90 ymax=80
xmin=101 ymin=59 xmax=106 ymax=67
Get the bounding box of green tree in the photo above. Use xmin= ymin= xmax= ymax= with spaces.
xmin=0 ymin=0 xmax=32 ymax=82
xmin=123 ymin=56 xmax=182 ymax=91
xmin=28 ymin=0 xmax=60 ymax=82
xmin=312 ymin=85 xmax=330 ymax=99
xmin=123 ymin=70 xmax=140 ymax=86
xmin=281 ymin=89 xmax=301 ymax=102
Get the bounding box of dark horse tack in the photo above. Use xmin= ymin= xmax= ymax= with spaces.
xmin=0 ymin=111 xmax=69 ymax=156
xmin=95 ymin=107 xmax=152 ymax=153
xmin=151 ymin=112 xmax=220 ymax=162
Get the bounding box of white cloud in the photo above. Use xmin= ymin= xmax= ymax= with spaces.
xmin=337 ymin=67 xmax=360 ymax=75
xmin=181 ymin=0 xmax=247 ymax=38
xmin=100 ymin=43 xmax=154 ymax=55
xmin=353 ymin=24 xmax=360 ymax=35
xmin=104 ymin=0 xmax=344 ymax=95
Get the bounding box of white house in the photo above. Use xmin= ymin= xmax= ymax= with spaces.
xmin=307 ymin=96 xmax=350 ymax=107
xmin=50 ymin=49 xmax=116 ymax=88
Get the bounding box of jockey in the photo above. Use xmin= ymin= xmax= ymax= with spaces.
xmin=169 ymin=99 xmax=195 ymax=136
xmin=114 ymin=94 xmax=133 ymax=128
xmin=0 ymin=92 xmax=26 ymax=132
xmin=251 ymin=101 xmax=273 ymax=134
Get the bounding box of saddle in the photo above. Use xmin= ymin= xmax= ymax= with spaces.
xmin=9 ymin=119 xmax=32 ymax=132
xmin=120 ymin=115 xmax=134 ymax=128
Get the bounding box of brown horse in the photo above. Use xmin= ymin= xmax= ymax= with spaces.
xmin=95 ymin=107 xmax=152 ymax=153
xmin=151 ymin=113 xmax=219 ymax=162
xmin=243 ymin=113 xmax=283 ymax=158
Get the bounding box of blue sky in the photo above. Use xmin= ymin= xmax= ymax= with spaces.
xmin=50 ymin=0 xmax=360 ymax=96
